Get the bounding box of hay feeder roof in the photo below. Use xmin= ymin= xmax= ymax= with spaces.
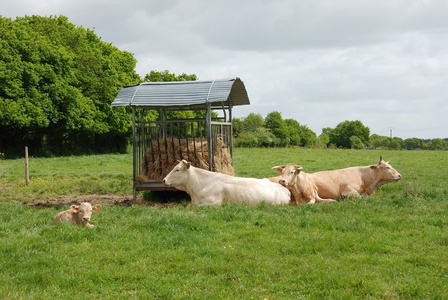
xmin=111 ymin=77 xmax=250 ymax=109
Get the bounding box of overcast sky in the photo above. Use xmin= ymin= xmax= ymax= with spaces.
xmin=3 ymin=0 xmax=448 ymax=139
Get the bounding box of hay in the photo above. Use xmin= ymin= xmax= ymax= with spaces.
xmin=137 ymin=137 xmax=234 ymax=182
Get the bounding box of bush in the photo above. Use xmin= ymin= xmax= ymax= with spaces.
xmin=350 ymin=136 xmax=365 ymax=149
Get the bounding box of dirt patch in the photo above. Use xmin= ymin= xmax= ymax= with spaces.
xmin=25 ymin=194 xmax=190 ymax=208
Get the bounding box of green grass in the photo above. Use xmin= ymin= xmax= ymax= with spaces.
xmin=1 ymin=149 xmax=448 ymax=299
xmin=0 ymin=153 xmax=133 ymax=201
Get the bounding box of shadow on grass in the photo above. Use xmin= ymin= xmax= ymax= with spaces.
xmin=142 ymin=191 xmax=191 ymax=205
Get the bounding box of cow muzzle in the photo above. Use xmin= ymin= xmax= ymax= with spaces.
xmin=279 ymin=179 xmax=288 ymax=187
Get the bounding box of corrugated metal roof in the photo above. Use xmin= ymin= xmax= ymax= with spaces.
xmin=111 ymin=77 xmax=250 ymax=108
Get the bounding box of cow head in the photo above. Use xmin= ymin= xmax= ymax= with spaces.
xmin=71 ymin=202 xmax=101 ymax=224
xmin=272 ymin=164 xmax=303 ymax=187
xmin=162 ymin=160 xmax=191 ymax=188
xmin=370 ymin=156 xmax=402 ymax=182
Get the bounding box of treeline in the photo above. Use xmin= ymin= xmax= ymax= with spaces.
xmin=370 ymin=135 xmax=448 ymax=151
xmin=233 ymin=113 xmax=448 ymax=150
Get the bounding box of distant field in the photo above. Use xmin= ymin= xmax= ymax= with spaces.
xmin=0 ymin=149 xmax=447 ymax=298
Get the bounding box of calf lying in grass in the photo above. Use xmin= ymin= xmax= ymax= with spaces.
xmin=53 ymin=202 xmax=101 ymax=228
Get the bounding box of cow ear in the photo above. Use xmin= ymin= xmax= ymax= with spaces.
xmin=295 ymin=165 xmax=303 ymax=174
xmin=370 ymin=164 xmax=378 ymax=170
xmin=92 ymin=205 xmax=101 ymax=212
xmin=181 ymin=160 xmax=190 ymax=169
xmin=272 ymin=166 xmax=285 ymax=173
xmin=70 ymin=205 xmax=79 ymax=213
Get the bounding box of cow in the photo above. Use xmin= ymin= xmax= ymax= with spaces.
xmin=162 ymin=160 xmax=290 ymax=206
xmin=272 ymin=164 xmax=336 ymax=204
xmin=53 ymin=202 xmax=101 ymax=228
xmin=310 ymin=156 xmax=402 ymax=200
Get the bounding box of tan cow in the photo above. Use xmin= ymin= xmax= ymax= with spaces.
xmin=311 ymin=156 xmax=402 ymax=200
xmin=53 ymin=202 xmax=101 ymax=228
xmin=163 ymin=160 xmax=290 ymax=206
xmin=272 ymin=164 xmax=336 ymax=204
xmin=268 ymin=175 xmax=297 ymax=204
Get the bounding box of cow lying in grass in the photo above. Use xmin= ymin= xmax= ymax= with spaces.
xmin=310 ymin=156 xmax=402 ymax=200
xmin=163 ymin=160 xmax=290 ymax=206
xmin=274 ymin=156 xmax=402 ymax=202
xmin=272 ymin=164 xmax=336 ymax=205
xmin=53 ymin=202 xmax=101 ymax=228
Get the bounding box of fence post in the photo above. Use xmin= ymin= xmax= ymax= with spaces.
xmin=25 ymin=146 xmax=29 ymax=185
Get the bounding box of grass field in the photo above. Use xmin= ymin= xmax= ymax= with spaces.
xmin=0 ymin=148 xmax=447 ymax=299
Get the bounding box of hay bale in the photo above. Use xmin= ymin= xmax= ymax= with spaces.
xmin=137 ymin=137 xmax=234 ymax=182
xmin=213 ymin=137 xmax=234 ymax=175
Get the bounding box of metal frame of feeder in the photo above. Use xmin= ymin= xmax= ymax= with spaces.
xmin=110 ymin=78 xmax=250 ymax=199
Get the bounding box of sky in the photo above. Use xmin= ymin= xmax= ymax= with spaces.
xmin=3 ymin=0 xmax=448 ymax=139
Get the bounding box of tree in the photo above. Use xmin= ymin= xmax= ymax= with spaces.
xmin=0 ymin=15 xmax=140 ymax=156
xmin=427 ymin=138 xmax=447 ymax=150
xmin=234 ymin=132 xmax=258 ymax=147
xmin=389 ymin=137 xmax=404 ymax=150
xmin=404 ymin=138 xmax=425 ymax=150
xmin=284 ymin=119 xmax=316 ymax=147
xmin=243 ymin=113 xmax=264 ymax=132
xmin=370 ymin=134 xmax=390 ymax=149
xmin=314 ymin=133 xmax=330 ymax=148
xmin=144 ymin=70 xmax=197 ymax=82
xmin=234 ymin=113 xmax=277 ymax=147
xmin=328 ymin=120 xmax=370 ymax=148
xmin=232 ymin=118 xmax=244 ymax=138
xmin=350 ymin=136 xmax=365 ymax=149
xmin=264 ymin=111 xmax=289 ymax=146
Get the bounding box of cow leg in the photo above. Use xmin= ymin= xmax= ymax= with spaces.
xmin=342 ymin=187 xmax=362 ymax=198
xmin=193 ymin=195 xmax=222 ymax=206
xmin=312 ymin=194 xmax=336 ymax=203
xmin=315 ymin=197 xmax=337 ymax=203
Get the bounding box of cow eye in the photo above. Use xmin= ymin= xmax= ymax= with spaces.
xmin=175 ymin=168 xmax=180 ymax=172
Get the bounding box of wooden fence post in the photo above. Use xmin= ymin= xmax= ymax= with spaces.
xmin=25 ymin=146 xmax=29 ymax=185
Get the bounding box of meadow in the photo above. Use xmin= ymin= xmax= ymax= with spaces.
xmin=0 ymin=148 xmax=447 ymax=299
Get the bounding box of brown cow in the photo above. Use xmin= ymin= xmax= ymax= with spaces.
xmin=311 ymin=156 xmax=402 ymax=200
xmin=272 ymin=164 xmax=336 ymax=204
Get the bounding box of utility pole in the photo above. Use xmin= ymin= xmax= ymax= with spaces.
xmin=388 ymin=127 xmax=394 ymax=139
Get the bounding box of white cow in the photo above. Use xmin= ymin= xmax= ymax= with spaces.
xmin=163 ymin=160 xmax=290 ymax=206
xmin=53 ymin=202 xmax=101 ymax=228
